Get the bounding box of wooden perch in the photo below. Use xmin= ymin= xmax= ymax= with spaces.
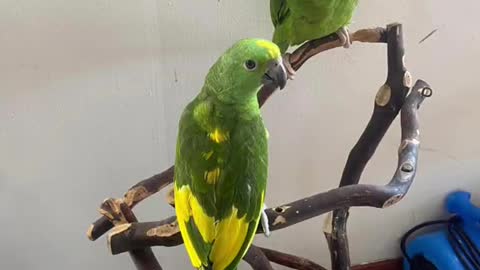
xmin=257 ymin=26 xmax=387 ymax=106
xmin=244 ymin=246 xmax=275 ymax=270
xmin=95 ymin=79 xmax=431 ymax=258
xmin=100 ymin=198 xmax=162 ymax=270
xmin=259 ymin=247 xmax=327 ymax=270
xmin=327 ymin=23 xmax=411 ymax=270
xmin=87 ymin=166 xmax=174 ymax=241
xmin=87 ymin=23 xmax=432 ymax=270
xmin=87 ymin=26 xmax=389 ymax=243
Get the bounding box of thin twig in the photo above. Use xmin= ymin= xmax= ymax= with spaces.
xmin=419 ymin=29 xmax=438 ymax=44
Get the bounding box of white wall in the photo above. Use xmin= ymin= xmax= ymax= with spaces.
xmin=1 ymin=0 xmax=480 ymax=269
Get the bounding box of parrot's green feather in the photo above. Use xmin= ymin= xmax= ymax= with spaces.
xmin=270 ymin=0 xmax=290 ymax=27
xmin=174 ymin=39 xmax=281 ymax=270
xmin=185 ymin=218 xmax=212 ymax=263
xmin=271 ymin=0 xmax=359 ymax=53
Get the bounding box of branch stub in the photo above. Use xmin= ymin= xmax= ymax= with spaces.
xmin=375 ymin=84 xmax=392 ymax=107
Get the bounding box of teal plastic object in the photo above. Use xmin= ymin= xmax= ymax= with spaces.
xmin=403 ymin=191 xmax=480 ymax=270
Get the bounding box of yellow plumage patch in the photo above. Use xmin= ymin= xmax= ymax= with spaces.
xmin=175 ymin=187 xmax=262 ymax=270
xmin=209 ymin=128 xmax=228 ymax=144
xmin=190 ymin=195 xmax=215 ymax=243
xmin=174 ymin=185 xmax=203 ymax=268
xmin=204 ymin=167 xmax=221 ymax=184
xmin=175 ymin=185 xmax=215 ymax=268
xmin=256 ymin=40 xmax=281 ymax=59
xmin=210 ymin=207 xmax=250 ymax=270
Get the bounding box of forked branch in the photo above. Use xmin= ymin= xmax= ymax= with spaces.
xmin=98 ymin=80 xmax=432 ymax=259
xmin=87 ymin=26 xmax=389 ymax=243
xmin=87 ymin=23 xmax=432 ymax=270
xmin=327 ymin=23 xmax=412 ymax=270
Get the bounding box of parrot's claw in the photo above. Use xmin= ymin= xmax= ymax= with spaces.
xmin=336 ymin=26 xmax=351 ymax=49
xmin=261 ymin=204 xmax=271 ymax=237
xmin=282 ymin=53 xmax=296 ymax=80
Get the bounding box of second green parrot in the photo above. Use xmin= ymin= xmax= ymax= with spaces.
xmin=271 ymin=0 xmax=359 ymax=52
xmin=174 ymin=39 xmax=287 ymax=270
xmin=270 ymin=0 xmax=358 ymax=76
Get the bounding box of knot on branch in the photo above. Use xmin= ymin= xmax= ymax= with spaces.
xmin=124 ymin=186 xmax=151 ymax=208
xmin=375 ymin=84 xmax=392 ymax=107
xmin=146 ymin=222 xmax=179 ymax=238
xmin=421 ymin=87 xmax=433 ymax=98
xmin=382 ymin=194 xmax=404 ymax=208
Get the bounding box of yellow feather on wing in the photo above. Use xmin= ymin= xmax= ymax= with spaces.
xmin=175 ymin=185 xmax=216 ymax=268
xmin=209 ymin=191 xmax=265 ymax=270
xmin=175 ymin=183 xmax=264 ymax=270
xmin=209 ymin=207 xmax=250 ymax=270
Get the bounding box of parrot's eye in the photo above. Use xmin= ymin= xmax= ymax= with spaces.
xmin=244 ymin=60 xmax=257 ymax=71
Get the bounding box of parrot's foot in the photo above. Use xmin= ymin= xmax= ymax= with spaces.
xmin=283 ymin=53 xmax=296 ymax=80
xmin=261 ymin=204 xmax=271 ymax=237
xmin=336 ymin=26 xmax=351 ymax=49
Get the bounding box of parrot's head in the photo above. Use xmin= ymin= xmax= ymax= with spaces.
xmin=204 ymin=38 xmax=287 ymax=103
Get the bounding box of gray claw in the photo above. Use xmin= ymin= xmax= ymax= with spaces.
xmin=282 ymin=53 xmax=296 ymax=80
xmin=261 ymin=204 xmax=271 ymax=237
xmin=336 ymin=26 xmax=351 ymax=49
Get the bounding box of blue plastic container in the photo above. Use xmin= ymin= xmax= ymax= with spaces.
xmin=403 ymin=191 xmax=480 ymax=270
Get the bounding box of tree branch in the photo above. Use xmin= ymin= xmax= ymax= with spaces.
xmin=327 ymin=23 xmax=412 ymax=270
xmin=87 ymin=26 xmax=391 ymax=243
xmin=244 ymin=246 xmax=275 ymax=270
xmin=258 ymin=27 xmax=387 ymax=106
xmin=105 ymin=79 xmax=431 ymax=257
xmin=87 ymin=24 xmax=432 ymax=270
xmin=87 ymin=167 xmax=174 ymax=241
xmin=99 ymin=198 xmax=162 ymax=270
xmin=259 ymin=247 xmax=327 ymax=270
xmin=289 ymin=27 xmax=387 ymax=71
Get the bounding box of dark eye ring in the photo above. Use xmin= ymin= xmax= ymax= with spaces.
xmin=244 ymin=60 xmax=257 ymax=71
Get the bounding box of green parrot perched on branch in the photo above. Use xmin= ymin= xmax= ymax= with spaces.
xmin=174 ymin=39 xmax=287 ymax=270
xmin=270 ymin=0 xmax=358 ymax=76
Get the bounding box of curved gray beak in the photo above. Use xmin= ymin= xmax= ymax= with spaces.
xmin=262 ymin=59 xmax=287 ymax=90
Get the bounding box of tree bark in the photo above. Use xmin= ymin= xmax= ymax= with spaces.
xmin=100 ymin=198 xmax=162 ymax=270
xmin=259 ymin=247 xmax=327 ymax=270
xmin=244 ymin=246 xmax=275 ymax=270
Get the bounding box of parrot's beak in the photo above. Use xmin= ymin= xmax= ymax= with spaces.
xmin=262 ymin=59 xmax=287 ymax=90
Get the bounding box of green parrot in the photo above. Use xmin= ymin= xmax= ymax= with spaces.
xmin=270 ymin=0 xmax=358 ymax=76
xmin=174 ymin=38 xmax=287 ymax=270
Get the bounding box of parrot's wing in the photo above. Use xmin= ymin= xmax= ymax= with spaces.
xmin=175 ymin=101 xmax=220 ymax=269
xmin=208 ymin=114 xmax=268 ymax=270
xmin=175 ymin=100 xmax=268 ymax=270
xmin=270 ymin=0 xmax=290 ymax=27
